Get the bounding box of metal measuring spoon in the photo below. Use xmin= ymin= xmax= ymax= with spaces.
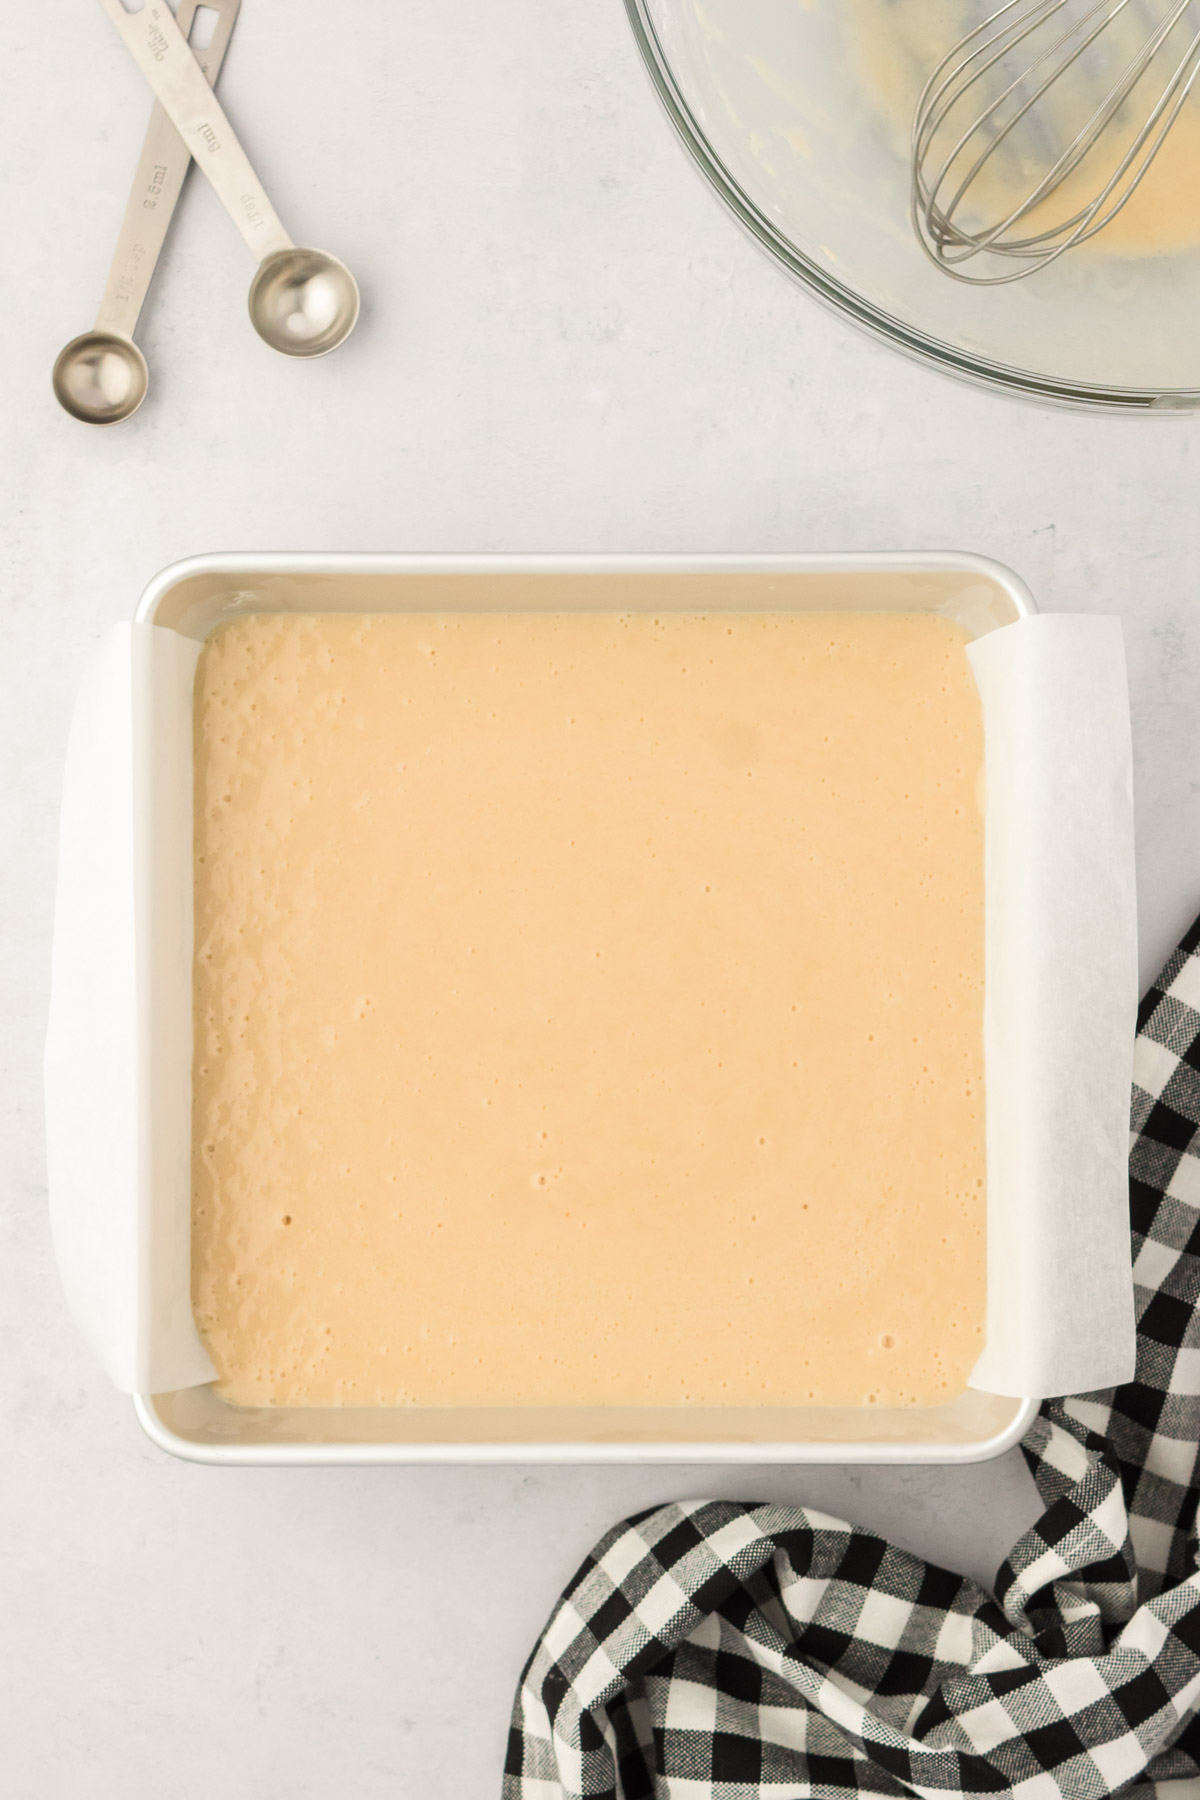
xmin=54 ymin=0 xmax=241 ymax=424
xmin=97 ymin=0 xmax=359 ymax=358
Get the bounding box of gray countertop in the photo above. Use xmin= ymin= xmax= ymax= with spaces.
xmin=3 ymin=2 xmax=1199 ymax=1794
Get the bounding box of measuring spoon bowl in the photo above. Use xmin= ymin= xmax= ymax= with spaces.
xmin=52 ymin=331 xmax=150 ymax=425
xmin=248 ymin=247 xmax=360 ymax=357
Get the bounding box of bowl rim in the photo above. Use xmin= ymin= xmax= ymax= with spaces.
xmin=623 ymin=0 xmax=1200 ymax=414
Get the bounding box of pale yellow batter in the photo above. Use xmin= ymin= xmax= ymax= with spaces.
xmin=191 ymin=610 xmax=986 ymax=1409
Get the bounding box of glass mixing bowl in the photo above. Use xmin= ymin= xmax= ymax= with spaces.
xmin=624 ymin=0 xmax=1200 ymax=409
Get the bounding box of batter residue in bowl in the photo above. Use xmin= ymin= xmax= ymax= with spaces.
xmin=843 ymin=0 xmax=1200 ymax=256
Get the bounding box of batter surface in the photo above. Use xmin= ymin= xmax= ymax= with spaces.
xmin=191 ymin=609 xmax=986 ymax=1408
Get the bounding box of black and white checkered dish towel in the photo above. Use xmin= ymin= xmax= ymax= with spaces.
xmin=505 ymin=916 xmax=1200 ymax=1799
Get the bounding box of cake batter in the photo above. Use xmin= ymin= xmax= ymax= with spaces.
xmin=191 ymin=608 xmax=986 ymax=1408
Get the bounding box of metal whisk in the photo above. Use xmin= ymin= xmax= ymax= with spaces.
xmin=911 ymin=0 xmax=1200 ymax=282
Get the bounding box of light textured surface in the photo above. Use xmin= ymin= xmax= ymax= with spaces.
xmin=1 ymin=1 xmax=1198 ymax=1795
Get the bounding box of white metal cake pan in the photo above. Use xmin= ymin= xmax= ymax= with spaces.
xmin=45 ymin=551 xmax=1139 ymax=1463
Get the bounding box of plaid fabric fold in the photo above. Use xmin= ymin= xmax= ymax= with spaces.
xmin=504 ymin=915 xmax=1200 ymax=1800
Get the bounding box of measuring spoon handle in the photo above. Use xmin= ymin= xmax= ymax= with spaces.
xmin=95 ymin=0 xmax=241 ymax=338
xmin=96 ymin=0 xmax=292 ymax=262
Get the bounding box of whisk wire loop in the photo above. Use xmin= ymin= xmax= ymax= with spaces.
xmin=922 ymin=1 xmax=1142 ymax=236
xmin=911 ymin=0 xmax=1200 ymax=282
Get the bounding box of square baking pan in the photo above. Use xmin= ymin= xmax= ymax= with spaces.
xmin=55 ymin=551 xmax=1056 ymax=1463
